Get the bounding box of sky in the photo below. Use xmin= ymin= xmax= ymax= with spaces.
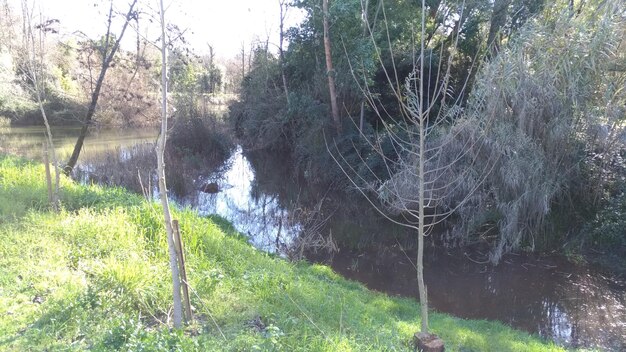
xmin=8 ymin=0 xmax=304 ymax=58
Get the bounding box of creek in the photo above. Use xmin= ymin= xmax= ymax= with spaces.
xmin=1 ymin=125 xmax=624 ymax=350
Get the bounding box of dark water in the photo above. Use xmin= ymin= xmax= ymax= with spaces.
xmin=1 ymin=125 xmax=625 ymax=350
xmin=310 ymin=247 xmax=626 ymax=349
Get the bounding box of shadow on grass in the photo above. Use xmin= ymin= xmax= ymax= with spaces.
xmin=205 ymin=214 xmax=246 ymax=240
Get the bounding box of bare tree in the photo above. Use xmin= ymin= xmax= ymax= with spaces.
xmin=329 ymin=0 xmax=498 ymax=345
xmin=0 ymin=0 xmax=17 ymax=50
xmin=357 ymin=0 xmax=372 ymax=132
xmin=278 ymin=0 xmax=290 ymax=105
xmin=322 ymin=0 xmax=340 ymax=132
xmin=156 ymin=0 xmax=183 ymax=329
xmin=63 ymin=0 xmax=138 ymax=175
xmin=20 ymin=0 xmax=60 ymax=211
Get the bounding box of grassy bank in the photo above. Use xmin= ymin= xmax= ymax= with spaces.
xmin=0 ymin=155 xmax=563 ymax=351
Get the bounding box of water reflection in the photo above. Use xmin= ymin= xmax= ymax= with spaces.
xmin=1 ymin=125 xmax=624 ymax=350
xmin=174 ymin=147 xmax=300 ymax=252
xmin=73 ymin=142 xmax=157 ymax=195
xmin=0 ymin=125 xmax=157 ymax=161
xmin=310 ymin=247 xmax=626 ymax=350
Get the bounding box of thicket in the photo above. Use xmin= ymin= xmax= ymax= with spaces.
xmin=231 ymin=0 xmax=625 ymax=264
xmin=165 ymin=48 xmax=235 ymax=182
xmin=168 ymin=116 xmax=233 ymax=164
xmin=447 ymin=1 xmax=626 ymax=263
xmin=231 ymin=0 xmax=542 ymax=181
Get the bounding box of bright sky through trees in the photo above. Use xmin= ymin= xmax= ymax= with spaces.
xmin=8 ymin=0 xmax=304 ymax=58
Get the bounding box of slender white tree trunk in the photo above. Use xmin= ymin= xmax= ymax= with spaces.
xmin=279 ymin=0 xmax=290 ymax=106
xmin=417 ymin=0 xmax=430 ymax=334
xmin=157 ymin=0 xmax=183 ymax=328
xmin=37 ymin=94 xmax=60 ymax=211
xmin=21 ymin=0 xmax=60 ymax=211
xmin=322 ymin=0 xmax=341 ymax=132
xmin=414 ymin=0 xmax=431 ymax=334
xmin=417 ymin=103 xmax=429 ymax=334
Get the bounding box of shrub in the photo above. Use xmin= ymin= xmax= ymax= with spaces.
xmin=167 ymin=115 xmax=234 ymax=166
xmin=449 ymin=0 xmax=626 ymax=262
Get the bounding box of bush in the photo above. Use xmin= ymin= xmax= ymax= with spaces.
xmin=584 ymin=185 xmax=626 ymax=250
xmin=446 ymin=1 xmax=626 ymax=263
xmin=167 ymin=115 xmax=234 ymax=166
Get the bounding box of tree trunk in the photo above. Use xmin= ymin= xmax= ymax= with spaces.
xmin=63 ymin=0 xmax=137 ymax=175
xmin=157 ymin=0 xmax=183 ymax=328
xmin=417 ymin=100 xmax=429 ymax=334
xmin=39 ymin=103 xmax=59 ymax=212
xmin=42 ymin=142 xmax=52 ymax=204
xmin=173 ymin=220 xmax=192 ymax=323
xmin=34 ymin=72 xmax=59 ymax=210
xmin=241 ymin=42 xmax=245 ymax=82
xmin=63 ymin=83 xmax=103 ymax=175
xmin=358 ymin=0 xmax=369 ymax=135
xmin=22 ymin=1 xmax=60 ymax=211
xmin=279 ymin=0 xmax=290 ymax=106
xmin=417 ymin=0 xmax=429 ymax=334
xmin=487 ymin=0 xmax=511 ymax=56
xmin=322 ymin=0 xmax=341 ymax=133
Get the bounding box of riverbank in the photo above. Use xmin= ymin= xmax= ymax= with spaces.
xmin=0 ymin=155 xmax=564 ymax=351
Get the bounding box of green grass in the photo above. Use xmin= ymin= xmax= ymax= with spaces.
xmin=0 ymin=155 xmax=565 ymax=351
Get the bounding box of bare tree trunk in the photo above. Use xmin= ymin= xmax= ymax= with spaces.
xmin=358 ymin=0 xmax=369 ymax=135
xmin=42 ymin=142 xmax=52 ymax=202
xmin=63 ymin=0 xmax=137 ymax=175
xmin=34 ymin=54 xmax=60 ymax=210
xmin=359 ymin=101 xmax=365 ymax=132
xmin=417 ymin=0 xmax=428 ymax=333
xmin=38 ymin=97 xmax=60 ymax=211
xmin=157 ymin=0 xmax=183 ymax=329
xmin=279 ymin=0 xmax=290 ymax=106
xmin=322 ymin=0 xmax=341 ymax=132
xmin=21 ymin=0 xmax=60 ymax=211
xmin=241 ymin=42 xmax=246 ymax=82
xmin=173 ymin=220 xmax=192 ymax=323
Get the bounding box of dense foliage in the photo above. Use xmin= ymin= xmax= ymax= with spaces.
xmin=449 ymin=0 xmax=626 ymax=262
xmin=232 ymin=0 xmax=490 ymax=182
xmin=231 ymin=0 xmax=625 ymax=265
